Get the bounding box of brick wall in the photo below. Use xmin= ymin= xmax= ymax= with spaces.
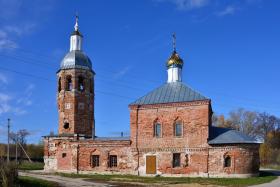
xmin=129 ymin=101 xmax=211 ymax=149
xmin=57 ymin=69 xmax=94 ymax=137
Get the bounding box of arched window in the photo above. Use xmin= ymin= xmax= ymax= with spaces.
xmin=174 ymin=121 xmax=182 ymax=137
xmin=58 ymin=77 xmax=61 ymax=92
xmin=78 ymin=76 xmax=85 ymax=92
xmin=154 ymin=122 xmax=161 ymax=138
xmin=66 ymin=76 xmax=72 ymax=91
xmin=224 ymin=156 xmax=231 ymax=167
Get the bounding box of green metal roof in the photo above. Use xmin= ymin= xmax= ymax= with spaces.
xmin=130 ymin=82 xmax=208 ymax=105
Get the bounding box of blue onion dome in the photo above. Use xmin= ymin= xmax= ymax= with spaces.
xmin=166 ymin=51 xmax=183 ymax=68
xmin=60 ymin=50 xmax=92 ymax=70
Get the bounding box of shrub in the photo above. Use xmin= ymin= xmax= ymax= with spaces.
xmin=0 ymin=159 xmax=18 ymax=187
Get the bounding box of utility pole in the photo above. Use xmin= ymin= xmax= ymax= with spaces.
xmin=15 ymin=133 xmax=18 ymax=164
xmin=7 ymin=118 xmax=10 ymax=163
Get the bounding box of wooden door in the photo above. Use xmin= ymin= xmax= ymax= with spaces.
xmin=146 ymin=155 xmax=156 ymax=174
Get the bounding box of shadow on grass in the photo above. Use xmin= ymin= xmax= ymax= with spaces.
xmin=17 ymin=176 xmax=60 ymax=187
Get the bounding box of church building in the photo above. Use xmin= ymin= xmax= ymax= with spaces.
xmin=43 ymin=18 xmax=260 ymax=177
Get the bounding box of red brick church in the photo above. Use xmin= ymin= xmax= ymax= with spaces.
xmin=43 ymin=18 xmax=260 ymax=177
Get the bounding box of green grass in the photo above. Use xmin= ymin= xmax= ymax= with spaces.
xmin=57 ymin=171 xmax=277 ymax=186
xmin=18 ymin=176 xmax=59 ymax=187
xmin=18 ymin=161 xmax=44 ymax=170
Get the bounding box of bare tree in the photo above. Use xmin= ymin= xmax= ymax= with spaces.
xmin=256 ymin=112 xmax=280 ymax=141
xmin=226 ymin=108 xmax=258 ymax=137
xmin=9 ymin=129 xmax=30 ymax=162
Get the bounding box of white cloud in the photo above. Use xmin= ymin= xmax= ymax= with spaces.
xmin=0 ymin=29 xmax=18 ymax=50
xmin=0 ymin=0 xmax=56 ymax=51
xmin=216 ymin=5 xmax=239 ymax=17
xmin=0 ymin=73 xmax=8 ymax=84
xmin=0 ymin=84 xmax=34 ymax=116
xmin=17 ymin=83 xmax=35 ymax=106
xmin=4 ymin=23 xmax=36 ymax=36
xmin=156 ymin=0 xmax=209 ymax=10
xmin=113 ymin=67 xmax=131 ymax=79
xmin=0 ymin=93 xmax=11 ymax=115
xmin=13 ymin=107 xmax=27 ymax=115
xmin=175 ymin=0 xmax=209 ymax=10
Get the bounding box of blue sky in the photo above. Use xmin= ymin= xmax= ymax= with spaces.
xmin=0 ymin=0 xmax=279 ymax=143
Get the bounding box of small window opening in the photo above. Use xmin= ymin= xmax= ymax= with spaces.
xmin=173 ymin=153 xmax=181 ymax=168
xmin=62 ymin=153 xmax=67 ymax=158
xmin=66 ymin=76 xmax=72 ymax=91
xmin=224 ymin=156 xmax=231 ymax=167
xmin=109 ymin=155 xmax=117 ymax=167
xmin=64 ymin=122 xmax=69 ymax=129
xmin=91 ymin=155 xmax=100 ymax=167
xmin=175 ymin=122 xmax=182 ymax=137
xmin=154 ymin=123 xmax=161 ymax=137
xmin=185 ymin=154 xmax=189 ymax=167
xmin=78 ymin=76 xmax=85 ymax=91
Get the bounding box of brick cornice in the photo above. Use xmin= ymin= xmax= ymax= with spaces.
xmin=129 ymin=99 xmax=211 ymax=110
xmin=131 ymin=144 xmax=257 ymax=153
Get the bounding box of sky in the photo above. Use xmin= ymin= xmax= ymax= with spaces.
xmin=0 ymin=0 xmax=279 ymax=143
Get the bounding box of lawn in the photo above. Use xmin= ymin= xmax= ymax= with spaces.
xmin=57 ymin=171 xmax=277 ymax=186
xmin=17 ymin=176 xmax=59 ymax=187
xmin=18 ymin=161 xmax=44 ymax=170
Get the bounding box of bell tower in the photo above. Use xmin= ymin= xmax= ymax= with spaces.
xmin=57 ymin=16 xmax=95 ymax=138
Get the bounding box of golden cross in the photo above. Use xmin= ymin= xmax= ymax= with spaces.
xmin=172 ymin=33 xmax=176 ymax=52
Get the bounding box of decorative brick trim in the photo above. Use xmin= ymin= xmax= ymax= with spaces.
xmin=129 ymin=100 xmax=211 ymax=110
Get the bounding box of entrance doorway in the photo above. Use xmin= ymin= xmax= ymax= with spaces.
xmin=146 ymin=155 xmax=156 ymax=174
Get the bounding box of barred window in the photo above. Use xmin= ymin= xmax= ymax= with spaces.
xmin=62 ymin=153 xmax=67 ymax=158
xmin=175 ymin=122 xmax=182 ymax=137
xmin=109 ymin=155 xmax=117 ymax=167
xmin=154 ymin=123 xmax=161 ymax=137
xmin=91 ymin=155 xmax=100 ymax=167
xmin=173 ymin=153 xmax=181 ymax=168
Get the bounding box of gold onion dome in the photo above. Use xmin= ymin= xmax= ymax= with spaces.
xmin=166 ymin=50 xmax=184 ymax=68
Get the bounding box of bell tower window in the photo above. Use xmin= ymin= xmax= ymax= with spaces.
xmin=90 ymin=79 xmax=93 ymax=93
xmin=66 ymin=76 xmax=72 ymax=91
xmin=78 ymin=76 xmax=85 ymax=91
xmin=58 ymin=77 xmax=61 ymax=92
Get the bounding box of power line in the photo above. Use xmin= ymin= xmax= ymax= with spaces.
xmin=0 ymin=49 xmax=279 ymax=111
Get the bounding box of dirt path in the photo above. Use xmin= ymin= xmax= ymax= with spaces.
xmin=19 ymin=171 xmax=114 ymax=187
xmin=18 ymin=171 xmax=218 ymax=187
xmin=19 ymin=170 xmax=280 ymax=187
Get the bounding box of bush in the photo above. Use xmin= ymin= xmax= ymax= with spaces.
xmin=0 ymin=159 xmax=18 ymax=187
